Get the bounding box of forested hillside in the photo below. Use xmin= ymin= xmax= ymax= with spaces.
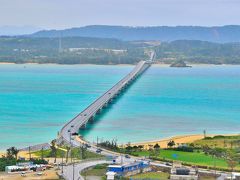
xmin=1 ymin=37 xmax=240 ymax=64
xmin=0 ymin=37 xmax=147 ymax=64
xmin=155 ymin=40 xmax=240 ymax=64
xmin=31 ymin=25 xmax=240 ymax=43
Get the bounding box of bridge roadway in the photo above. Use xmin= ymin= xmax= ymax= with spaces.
xmin=60 ymin=60 xmax=151 ymax=144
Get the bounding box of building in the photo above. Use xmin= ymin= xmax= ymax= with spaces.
xmin=5 ymin=162 xmax=47 ymax=174
xmin=226 ymin=172 xmax=240 ymax=180
xmin=106 ymin=171 xmax=116 ymax=180
xmin=106 ymin=161 xmax=150 ymax=179
xmin=170 ymin=162 xmax=198 ymax=180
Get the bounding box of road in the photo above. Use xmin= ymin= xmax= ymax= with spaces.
xmin=62 ymin=160 xmax=109 ymax=180
xmin=62 ymin=153 xmax=144 ymax=180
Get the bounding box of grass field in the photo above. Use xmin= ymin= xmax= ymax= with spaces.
xmin=132 ymin=149 xmax=240 ymax=170
xmin=81 ymin=164 xmax=108 ymax=178
xmin=130 ymin=172 xmax=169 ymax=179
xmin=33 ymin=149 xmax=66 ymax=158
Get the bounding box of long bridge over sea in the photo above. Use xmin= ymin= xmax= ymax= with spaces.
xmin=60 ymin=54 xmax=154 ymax=144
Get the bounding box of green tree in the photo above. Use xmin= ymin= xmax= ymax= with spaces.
xmin=125 ymin=145 xmax=133 ymax=153
xmin=153 ymin=143 xmax=160 ymax=150
xmin=80 ymin=145 xmax=87 ymax=160
xmin=66 ymin=146 xmax=70 ymax=163
xmin=167 ymin=140 xmax=175 ymax=148
xmin=6 ymin=147 xmax=19 ymax=160
xmin=153 ymin=143 xmax=160 ymax=157
xmin=138 ymin=145 xmax=144 ymax=151
xmin=50 ymin=140 xmax=57 ymax=163
xmin=226 ymin=150 xmax=239 ymax=180
xmin=132 ymin=146 xmax=139 ymax=152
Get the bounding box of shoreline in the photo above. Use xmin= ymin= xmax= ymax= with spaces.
xmin=126 ymin=134 xmax=207 ymax=149
xmin=123 ymin=133 xmax=239 ymax=149
xmin=0 ymin=62 xmax=240 ymax=67
xmin=0 ymin=134 xmax=203 ymax=155
xmin=1 ymin=133 xmax=239 ymax=156
xmin=0 ymin=62 xmax=134 ymax=67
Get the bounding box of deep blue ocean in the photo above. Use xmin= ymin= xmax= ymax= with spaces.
xmin=0 ymin=64 xmax=239 ymax=150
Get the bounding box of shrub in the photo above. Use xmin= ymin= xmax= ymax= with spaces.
xmin=204 ymin=137 xmax=213 ymax=140
xmin=165 ymin=146 xmax=194 ymax=152
xmin=31 ymin=158 xmax=48 ymax=165
xmin=0 ymin=157 xmax=17 ymax=171
xmin=212 ymin=135 xmax=225 ymax=139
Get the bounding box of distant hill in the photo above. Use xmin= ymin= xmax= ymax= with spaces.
xmin=31 ymin=25 xmax=240 ymax=43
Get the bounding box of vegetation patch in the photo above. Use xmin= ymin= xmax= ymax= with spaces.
xmin=32 ymin=146 xmax=102 ymax=160
xmin=81 ymin=164 xmax=108 ymax=177
xmin=193 ymin=135 xmax=240 ymax=149
xmin=130 ymin=171 xmax=170 ymax=179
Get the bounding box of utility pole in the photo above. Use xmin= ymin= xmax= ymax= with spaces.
xmin=41 ymin=147 xmax=43 ymax=160
xmin=72 ymin=159 xmax=75 ymax=180
xmin=69 ymin=130 xmax=73 ymax=163
xmin=58 ymin=34 xmax=62 ymax=53
xmin=61 ymin=151 xmax=64 ymax=174
xmin=203 ymin=129 xmax=206 ymax=138
xmin=120 ymin=145 xmax=123 ymax=165
xmin=81 ymin=145 xmax=84 ymax=159
xmin=28 ymin=146 xmax=31 ymax=160
xmin=80 ymin=145 xmax=82 ymax=160
xmin=214 ymin=144 xmax=217 ymax=178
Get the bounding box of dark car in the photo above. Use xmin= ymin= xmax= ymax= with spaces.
xmin=71 ymin=132 xmax=78 ymax=136
xmin=86 ymin=144 xmax=91 ymax=148
xmin=165 ymin=162 xmax=172 ymax=166
xmin=96 ymin=148 xmax=102 ymax=153
xmin=125 ymin=155 xmax=130 ymax=159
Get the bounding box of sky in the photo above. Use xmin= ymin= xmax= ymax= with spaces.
xmin=1 ymin=0 xmax=240 ymax=30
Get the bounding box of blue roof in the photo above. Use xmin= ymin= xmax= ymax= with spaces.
xmin=108 ymin=161 xmax=149 ymax=174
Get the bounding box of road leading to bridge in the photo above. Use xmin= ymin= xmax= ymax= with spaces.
xmin=60 ymin=60 xmax=151 ymax=144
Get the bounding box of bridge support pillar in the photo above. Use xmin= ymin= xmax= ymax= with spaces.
xmin=89 ymin=116 xmax=94 ymax=123
xmin=103 ymin=103 xmax=108 ymax=108
xmin=108 ymin=98 xmax=113 ymax=104
xmin=96 ymin=109 xmax=101 ymax=114
xmin=80 ymin=123 xmax=86 ymax=130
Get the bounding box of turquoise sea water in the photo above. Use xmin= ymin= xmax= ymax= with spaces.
xmin=0 ymin=64 xmax=239 ymax=150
